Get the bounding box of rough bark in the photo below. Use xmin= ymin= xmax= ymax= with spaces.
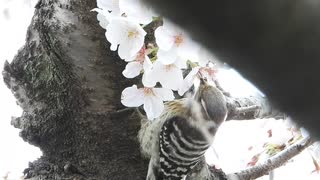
xmin=226 ymin=95 xmax=286 ymax=121
xmin=2 ymin=0 xmax=290 ymax=180
xmin=3 ymin=0 xmax=147 ymax=179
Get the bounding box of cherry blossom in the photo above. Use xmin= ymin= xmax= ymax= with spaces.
xmin=178 ymin=66 xmax=218 ymax=96
xmin=95 ymin=0 xmax=155 ymax=25
xmin=146 ymin=58 xmax=186 ymax=91
xmin=121 ymin=85 xmax=174 ymax=120
xmin=155 ymin=48 xmax=179 ymax=65
xmin=178 ymin=67 xmax=200 ymax=96
xmin=91 ymin=8 xmax=111 ymax=29
xmin=95 ymin=1 xmax=219 ymax=120
xmin=122 ymin=47 xmax=152 ymax=78
xmin=97 ymin=0 xmax=121 ymax=13
xmin=120 ymin=0 xmax=155 ymax=25
xmin=92 ymin=0 xmax=121 ymax=28
xmin=199 ymin=66 xmax=218 ymax=81
xmin=105 ymin=17 xmax=146 ymax=59
xmin=155 ymin=20 xmax=199 ymax=64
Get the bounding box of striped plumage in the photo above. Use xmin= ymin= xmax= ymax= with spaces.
xmin=159 ymin=115 xmax=211 ymax=179
xmin=138 ymin=81 xmax=228 ymax=180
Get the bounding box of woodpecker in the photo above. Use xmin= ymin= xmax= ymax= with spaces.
xmin=138 ymin=79 xmax=228 ymax=180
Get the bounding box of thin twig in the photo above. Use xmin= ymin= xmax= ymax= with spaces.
xmin=135 ymin=107 xmax=146 ymax=119
xmin=234 ymin=105 xmax=260 ymax=114
xmin=114 ymin=107 xmax=135 ymax=114
xmin=228 ymin=136 xmax=313 ymax=180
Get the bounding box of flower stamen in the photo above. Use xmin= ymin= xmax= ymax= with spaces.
xmin=136 ymin=47 xmax=146 ymax=64
xmin=128 ymin=30 xmax=139 ymax=39
xmin=165 ymin=64 xmax=176 ymax=72
xmin=173 ymin=33 xmax=184 ymax=47
xmin=200 ymin=67 xmax=217 ymax=76
xmin=143 ymin=87 xmax=155 ymax=96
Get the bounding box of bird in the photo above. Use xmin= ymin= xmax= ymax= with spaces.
xmin=138 ymin=79 xmax=228 ymax=180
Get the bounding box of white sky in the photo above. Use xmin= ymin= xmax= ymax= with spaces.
xmin=0 ymin=0 xmax=318 ymax=180
xmin=0 ymin=0 xmax=42 ymax=179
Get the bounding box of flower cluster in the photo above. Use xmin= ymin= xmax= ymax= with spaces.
xmin=94 ymin=0 xmax=220 ymax=120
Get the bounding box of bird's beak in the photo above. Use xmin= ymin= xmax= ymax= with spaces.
xmin=194 ymin=78 xmax=228 ymax=125
xmin=199 ymin=78 xmax=207 ymax=86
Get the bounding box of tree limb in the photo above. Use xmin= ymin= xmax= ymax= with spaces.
xmin=234 ymin=105 xmax=260 ymax=115
xmin=212 ymin=79 xmax=286 ymax=121
xmin=227 ymin=136 xmax=313 ymax=180
xmin=226 ymin=95 xmax=286 ymax=121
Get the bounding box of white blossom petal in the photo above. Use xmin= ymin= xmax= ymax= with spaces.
xmin=174 ymin=57 xmax=187 ymax=69
xmin=144 ymin=95 xmax=164 ymax=120
xmin=176 ymin=37 xmax=200 ymax=61
xmin=120 ymin=29 xmax=146 ymax=59
xmin=122 ymin=62 xmax=143 ymax=78
xmin=118 ymin=40 xmax=136 ymax=59
xmin=93 ymin=0 xmax=122 ymax=29
xmin=128 ymin=33 xmax=146 ymax=57
xmin=124 ymin=47 xmax=146 ymax=62
xmin=157 ymin=49 xmax=178 ymax=65
xmin=106 ymin=18 xmax=146 ymax=59
xmin=155 ymin=20 xmax=200 ymax=61
xmin=199 ymin=67 xmax=218 ymax=82
xmin=110 ymin=44 xmax=118 ymax=51
xmin=151 ymin=61 xmax=183 ymax=90
xmin=121 ymin=85 xmax=144 ymax=107
xmin=120 ymin=0 xmax=155 ymax=24
xmin=97 ymin=0 xmax=120 ymax=14
xmin=142 ymin=71 xmax=157 ymax=87
xmin=105 ymin=18 xmax=127 ymax=50
xmin=143 ymin=55 xmax=153 ymax=71
xmin=97 ymin=13 xmax=109 ymax=28
xmin=127 ymin=14 xmax=153 ymax=25
xmin=155 ymin=26 xmax=174 ymax=51
xmin=124 ymin=55 xmax=136 ymax=62
xmin=91 ymin=8 xmax=109 ymax=28
xmin=178 ymin=67 xmax=200 ymax=96
xmin=153 ymin=88 xmax=174 ymax=101
xmin=97 ymin=0 xmax=113 ymax=10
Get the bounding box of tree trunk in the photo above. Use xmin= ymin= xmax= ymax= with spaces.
xmin=3 ymin=0 xmax=148 ymax=179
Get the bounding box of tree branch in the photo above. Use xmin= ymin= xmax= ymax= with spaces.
xmin=226 ymin=95 xmax=286 ymax=121
xmin=227 ymin=136 xmax=313 ymax=180
xmin=234 ymin=105 xmax=260 ymax=115
xmin=212 ymin=79 xmax=286 ymax=121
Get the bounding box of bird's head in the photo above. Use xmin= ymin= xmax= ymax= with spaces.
xmin=193 ymin=78 xmax=228 ymax=126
